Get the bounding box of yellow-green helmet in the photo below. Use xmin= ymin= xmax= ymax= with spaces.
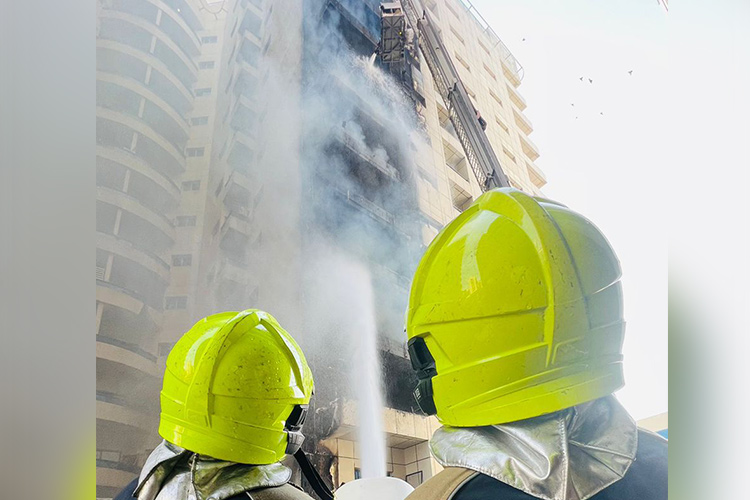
xmin=406 ymin=188 xmax=625 ymax=426
xmin=159 ymin=309 xmax=314 ymax=464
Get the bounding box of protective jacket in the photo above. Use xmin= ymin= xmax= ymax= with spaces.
xmin=113 ymin=441 xmax=313 ymax=500
xmin=405 ymin=397 xmax=667 ymax=500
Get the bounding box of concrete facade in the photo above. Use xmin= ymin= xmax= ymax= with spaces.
xmin=96 ymin=0 xmax=543 ymax=497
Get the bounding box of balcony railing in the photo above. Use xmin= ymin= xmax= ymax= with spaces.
xmin=97 ymin=335 xmax=157 ymax=362
xmin=455 ymin=0 xmax=524 ymax=81
xmin=96 ymin=459 xmax=140 ymax=474
xmin=336 ymin=129 xmax=401 ymax=181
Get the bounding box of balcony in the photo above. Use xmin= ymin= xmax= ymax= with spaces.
xmin=97 ymin=186 xmax=176 ymax=242
xmin=97 ymin=232 xmax=170 ymax=282
xmin=218 ymin=170 xmax=254 ymax=212
xmin=526 ymin=161 xmax=547 ymax=188
xmin=240 ymin=31 xmax=262 ymax=68
xmin=519 ymin=134 xmax=540 ymax=161
xmin=97 ymin=280 xmax=150 ymax=316
xmin=513 ymin=109 xmax=533 ymax=135
xmin=214 ymin=256 xmax=252 ymax=286
xmin=335 ymin=128 xmax=400 ymax=181
xmin=98 ymin=10 xmax=198 ymax=83
xmin=98 ymin=71 xmax=190 ymax=135
xmin=506 ymin=83 xmax=527 ymax=111
xmin=455 ymin=0 xmax=524 ymax=84
xmin=152 ymin=0 xmax=201 ymax=56
xmin=96 ymin=462 xmax=139 ymax=493
xmin=96 ymin=392 xmax=155 ymax=431
xmin=97 ymin=107 xmax=186 ymax=174
xmin=218 ymin=212 xmax=255 ymax=256
xmin=97 ymin=145 xmax=181 ymax=203
xmin=332 ymin=185 xmax=396 ymax=225
xmin=97 ymin=336 xmax=158 ymax=376
xmin=230 ymin=95 xmax=260 ymax=137
xmin=97 ymin=39 xmax=193 ymax=105
xmin=239 ymin=3 xmax=263 ymax=39
xmin=227 ymin=133 xmax=257 ymax=173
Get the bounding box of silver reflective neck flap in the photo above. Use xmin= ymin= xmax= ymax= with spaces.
xmin=134 ymin=441 xmax=292 ymax=500
xmin=430 ymin=396 xmax=637 ymax=500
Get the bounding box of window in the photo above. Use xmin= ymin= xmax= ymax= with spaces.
xmin=201 ymin=35 xmax=218 ymax=44
xmin=484 ymin=63 xmax=497 ymax=81
xmin=181 ymin=180 xmax=201 ymax=191
xmin=97 ymin=450 xmax=121 ymax=462
xmin=354 ymin=468 xmax=362 ymax=480
xmin=489 ymin=90 xmax=503 ymax=107
xmin=195 ymin=87 xmax=212 ymax=97
xmin=175 ymin=215 xmax=196 ymax=226
xmin=495 ymin=116 xmax=509 ymax=133
xmin=450 ymin=26 xmax=464 ymax=45
xmin=186 ymin=147 xmax=205 ymax=157
xmin=190 ymin=116 xmax=208 ymax=125
xmin=445 ymin=0 xmax=460 ymax=18
xmin=165 ymin=296 xmax=188 ymax=310
xmin=172 ymin=254 xmax=192 ymax=266
xmin=478 ymin=39 xmax=491 ymax=56
xmin=198 ymin=61 xmax=215 ymax=69
xmin=454 ymin=52 xmax=470 ymax=72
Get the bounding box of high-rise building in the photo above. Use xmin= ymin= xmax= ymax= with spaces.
xmin=96 ymin=0 xmax=544 ymax=497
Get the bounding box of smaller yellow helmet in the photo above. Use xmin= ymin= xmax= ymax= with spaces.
xmin=159 ymin=309 xmax=314 ymax=464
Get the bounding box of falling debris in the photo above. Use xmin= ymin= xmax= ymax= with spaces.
xmin=570 ymin=103 xmax=575 ymax=107
xmin=628 ymin=70 xmax=634 ymax=75
xmin=600 ymin=112 xmax=604 ymax=115
xmin=579 ymin=76 xmax=584 ymax=81
xmin=588 ymin=78 xmax=593 ymax=84
xmin=522 ymin=38 xmax=526 ymax=42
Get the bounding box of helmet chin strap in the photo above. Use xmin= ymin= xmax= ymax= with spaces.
xmin=283 ymin=404 xmax=334 ymax=500
xmin=293 ymin=448 xmax=334 ymax=500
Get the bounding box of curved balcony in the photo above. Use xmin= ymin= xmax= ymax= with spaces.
xmin=97 ymin=145 xmax=180 ymax=203
xmin=97 ymin=392 xmax=155 ymax=432
xmin=98 ymin=71 xmax=189 ymax=139
xmin=96 ymin=463 xmax=138 ymax=492
xmin=97 ymin=280 xmax=147 ymax=316
xmin=99 ymin=10 xmax=197 ymax=86
xmin=97 ymin=39 xmax=193 ymax=107
xmin=97 ymin=232 xmax=170 ymax=282
xmin=97 ymin=107 xmax=185 ymax=173
xmin=97 ymin=186 xmax=176 ymax=242
xmin=97 ymin=337 xmax=158 ymax=376
xmin=152 ymin=0 xmax=201 ymax=55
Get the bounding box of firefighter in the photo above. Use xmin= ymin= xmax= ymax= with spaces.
xmin=404 ymin=189 xmax=667 ymax=500
xmin=114 ymin=309 xmax=332 ymax=500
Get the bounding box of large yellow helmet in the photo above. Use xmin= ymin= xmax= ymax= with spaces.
xmin=159 ymin=309 xmax=314 ymax=464
xmin=406 ymin=188 xmax=625 ymax=426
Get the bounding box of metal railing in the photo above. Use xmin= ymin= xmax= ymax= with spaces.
xmin=403 ymin=0 xmax=509 ymax=190
xmin=455 ymin=0 xmax=524 ymax=80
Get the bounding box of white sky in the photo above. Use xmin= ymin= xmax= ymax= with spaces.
xmin=464 ymin=0 xmax=749 ymax=420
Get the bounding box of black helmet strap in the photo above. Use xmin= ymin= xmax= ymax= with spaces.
xmin=293 ymin=448 xmax=334 ymax=500
xmin=408 ymin=337 xmax=438 ymax=415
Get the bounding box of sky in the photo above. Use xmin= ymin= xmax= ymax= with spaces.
xmin=467 ymin=0 xmax=749 ymax=421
